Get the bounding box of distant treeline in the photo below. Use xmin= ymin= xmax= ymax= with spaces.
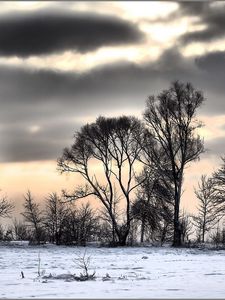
xmin=1 ymin=81 xmax=225 ymax=247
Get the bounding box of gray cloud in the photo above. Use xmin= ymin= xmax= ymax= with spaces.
xmin=203 ymin=121 xmax=225 ymax=159
xmin=0 ymin=120 xmax=81 ymax=162
xmin=0 ymin=10 xmax=144 ymax=57
xmin=193 ymin=51 xmax=225 ymax=106
xmin=177 ymin=2 xmax=225 ymax=45
xmin=177 ymin=2 xmax=209 ymax=16
xmin=1 ymin=48 xmax=225 ymax=162
xmin=195 ymin=51 xmax=225 ymax=74
xmin=204 ymin=137 xmax=225 ymax=159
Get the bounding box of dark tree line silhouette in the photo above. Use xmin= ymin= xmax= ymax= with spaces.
xmin=1 ymin=81 xmax=225 ymax=247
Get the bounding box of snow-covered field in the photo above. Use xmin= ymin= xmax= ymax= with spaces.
xmin=1 ymin=244 xmax=225 ymax=298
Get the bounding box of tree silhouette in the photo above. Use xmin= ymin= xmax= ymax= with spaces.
xmin=193 ymin=175 xmax=217 ymax=243
xmin=21 ymin=190 xmax=44 ymax=244
xmin=132 ymin=167 xmax=173 ymax=244
xmin=212 ymin=157 xmax=225 ymax=218
xmin=143 ymin=81 xmax=204 ymax=246
xmin=44 ymin=193 xmax=69 ymax=245
xmin=0 ymin=195 xmax=14 ymax=218
xmin=58 ymin=116 xmax=145 ymax=246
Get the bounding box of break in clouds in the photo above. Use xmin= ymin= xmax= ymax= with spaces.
xmin=0 ymin=2 xmax=225 ymax=162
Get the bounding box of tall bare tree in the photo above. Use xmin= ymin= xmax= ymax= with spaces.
xmin=21 ymin=190 xmax=44 ymax=244
xmin=143 ymin=81 xmax=204 ymax=246
xmin=58 ymin=116 xmax=144 ymax=246
xmin=193 ymin=175 xmax=217 ymax=243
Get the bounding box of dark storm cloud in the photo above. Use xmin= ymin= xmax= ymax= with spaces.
xmin=1 ymin=47 xmax=225 ymax=162
xmin=0 ymin=10 xmax=144 ymax=57
xmin=177 ymin=2 xmax=225 ymax=45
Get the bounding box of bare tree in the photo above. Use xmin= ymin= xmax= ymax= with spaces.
xmin=193 ymin=175 xmax=217 ymax=243
xmin=21 ymin=190 xmax=44 ymax=244
xmin=0 ymin=195 xmax=14 ymax=218
xmin=143 ymin=81 xmax=204 ymax=246
xmin=179 ymin=211 xmax=194 ymax=244
xmin=74 ymin=250 xmax=96 ymax=280
xmin=77 ymin=202 xmax=99 ymax=246
xmin=58 ymin=116 xmax=145 ymax=246
xmin=66 ymin=204 xmax=83 ymax=245
xmin=44 ymin=193 xmax=69 ymax=245
xmin=132 ymin=169 xmax=158 ymax=244
xmin=132 ymin=167 xmax=173 ymax=244
xmin=212 ymin=157 xmax=225 ymax=218
xmin=210 ymin=220 xmax=223 ymax=248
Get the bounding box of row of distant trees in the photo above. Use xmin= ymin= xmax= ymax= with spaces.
xmin=1 ymin=81 xmax=225 ymax=247
xmin=0 ymin=191 xmax=100 ymax=246
xmin=0 ymin=189 xmax=172 ymax=245
xmin=1 ymin=170 xmax=225 ymax=246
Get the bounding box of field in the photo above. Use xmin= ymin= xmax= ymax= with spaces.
xmin=1 ymin=244 xmax=225 ymax=298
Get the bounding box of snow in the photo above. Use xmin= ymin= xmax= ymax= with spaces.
xmin=1 ymin=245 xmax=225 ymax=298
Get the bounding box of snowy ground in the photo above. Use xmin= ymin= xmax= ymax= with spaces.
xmin=1 ymin=244 xmax=225 ymax=298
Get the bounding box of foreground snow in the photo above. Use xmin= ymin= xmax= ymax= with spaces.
xmin=1 ymin=244 xmax=225 ymax=298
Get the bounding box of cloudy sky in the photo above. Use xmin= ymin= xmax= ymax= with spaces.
xmin=1 ymin=1 xmax=225 ymax=214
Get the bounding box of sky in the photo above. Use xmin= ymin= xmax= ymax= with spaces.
xmin=1 ymin=1 xmax=225 ymax=217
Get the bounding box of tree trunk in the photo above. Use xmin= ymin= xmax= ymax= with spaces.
xmin=140 ymin=219 xmax=145 ymax=243
xmin=35 ymin=225 xmax=41 ymax=245
xmin=202 ymin=214 xmax=206 ymax=243
xmin=173 ymin=221 xmax=182 ymax=247
xmin=117 ymin=226 xmax=130 ymax=246
xmin=112 ymin=222 xmax=116 ymax=245
xmin=172 ymin=192 xmax=182 ymax=247
xmin=202 ymin=228 xmax=205 ymax=243
xmin=160 ymin=223 xmax=167 ymax=246
xmin=172 ymin=174 xmax=183 ymax=247
xmin=55 ymin=231 xmax=62 ymax=245
xmin=118 ymin=234 xmax=128 ymax=246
